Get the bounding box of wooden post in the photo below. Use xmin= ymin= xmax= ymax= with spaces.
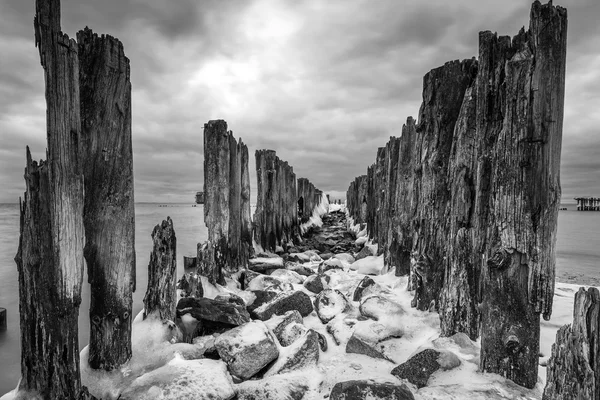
xmin=410 ymin=59 xmax=477 ymax=311
xmin=0 ymin=307 xmax=6 ymax=330
xmin=478 ymin=1 xmax=567 ymax=388
xmin=543 ymin=287 xmax=599 ymax=399
xmin=144 ymin=218 xmax=177 ymax=321
xmin=183 ymin=256 xmax=197 ymax=273
xmin=200 ymin=120 xmax=251 ymax=284
xmin=78 ymin=27 xmax=135 ymax=371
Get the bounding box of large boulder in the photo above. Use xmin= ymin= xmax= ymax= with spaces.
xmin=352 ymin=319 xmax=403 ymax=344
xmin=390 ymin=348 xmax=461 ymax=388
xmin=269 ymin=269 xmax=305 ymax=284
xmin=176 ymin=297 xmax=251 ymax=337
xmin=352 ymin=276 xmax=375 ymax=301
xmin=215 ymin=321 xmax=279 ymax=380
xmin=303 ymin=274 xmax=329 ymax=294
xmin=314 ymin=289 xmax=350 ymax=324
xmin=359 ymin=295 xmax=405 ymax=321
xmin=330 ymin=380 xmax=414 ymax=400
xmin=247 ymin=274 xmax=292 ymax=292
xmin=265 ymin=329 xmax=320 ymax=376
xmin=246 ymin=290 xmax=278 ymax=318
xmin=253 ymin=291 xmax=314 ymax=321
xmin=119 ymin=357 xmax=235 ymax=400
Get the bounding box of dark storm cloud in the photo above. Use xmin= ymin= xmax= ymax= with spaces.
xmin=1 ymin=0 xmax=599 ymax=203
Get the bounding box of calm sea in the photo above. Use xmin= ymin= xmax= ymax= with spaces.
xmin=0 ymin=202 xmax=598 ymax=394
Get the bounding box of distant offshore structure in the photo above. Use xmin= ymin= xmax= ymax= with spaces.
xmin=195 ymin=191 xmax=205 ymax=204
xmin=574 ymin=197 xmax=600 ymax=211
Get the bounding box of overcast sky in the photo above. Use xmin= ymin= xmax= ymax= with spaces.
xmin=0 ymin=0 xmax=598 ymax=204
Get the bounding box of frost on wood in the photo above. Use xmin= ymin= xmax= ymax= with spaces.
xmin=200 ymin=120 xmax=252 ymax=285
xmin=78 ymin=26 xmax=135 ymax=371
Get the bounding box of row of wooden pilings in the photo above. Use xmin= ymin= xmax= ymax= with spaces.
xmin=574 ymin=197 xmax=600 ymax=210
xmin=14 ymin=0 xmax=324 ymax=397
xmin=347 ymin=0 xmax=567 ymax=391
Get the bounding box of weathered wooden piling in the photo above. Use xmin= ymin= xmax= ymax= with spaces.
xmin=200 ymin=120 xmax=252 ymax=285
xmin=478 ymin=1 xmax=567 ymax=388
xmin=297 ymin=177 xmax=321 ymax=223
xmin=78 ymin=27 xmax=135 ymax=371
xmin=144 ymin=218 xmax=177 ymax=322
xmin=14 ymin=0 xmax=89 ymax=396
xmin=543 ymin=287 xmax=599 ymax=400
xmin=346 ymin=175 xmax=368 ymax=224
xmin=410 ymin=59 xmax=477 ymax=312
xmin=254 ymin=150 xmax=300 ymax=251
xmin=0 ymin=307 xmax=6 ymax=330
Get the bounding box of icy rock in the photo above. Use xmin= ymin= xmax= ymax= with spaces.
xmin=390 ymin=348 xmax=461 ymax=388
xmin=355 ymin=236 xmax=368 ymax=246
xmin=320 ymin=252 xmax=333 ymax=260
xmin=288 ymin=251 xmax=321 ymax=263
xmin=330 ymin=380 xmax=414 ymax=400
xmin=279 ymin=322 xmax=310 ymax=346
xmin=303 ymin=274 xmax=329 ymax=294
xmin=314 ymin=330 xmax=328 ymax=351
xmin=214 ymin=293 xmax=246 ymax=307
xmin=270 ymin=269 xmax=305 ymax=284
xmin=319 ymin=258 xmax=344 ymax=273
xmin=345 ymin=334 xmax=392 ymax=362
xmin=247 ymin=290 xmax=278 ymax=318
xmin=253 ymin=291 xmax=314 ymax=320
xmin=265 ymin=330 xmax=320 ymax=376
xmin=359 ymin=295 xmax=405 ymax=321
xmin=285 ymin=262 xmax=315 ymax=277
xmin=432 ymin=332 xmax=479 ymax=359
xmin=234 ymin=372 xmax=310 ymax=400
xmin=247 ymin=275 xmax=291 ymax=292
xmin=176 ymin=297 xmax=251 ymax=336
xmin=351 ymin=256 xmax=384 ymax=275
xmin=314 ymin=289 xmax=350 ymax=324
xmin=264 ymin=310 xmax=303 ymax=344
xmin=326 ymin=315 xmax=356 ymax=346
xmin=242 ymin=270 xmax=262 ymax=289
xmin=352 ymin=276 xmax=376 ymax=301
xmin=353 ymin=319 xmax=403 ymax=344
xmin=215 ymin=321 xmax=279 ymax=380
xmin=119 ymin=357 xmax=235 ymax=400
xmin=334 ymin=253 xmax=355 ymax=264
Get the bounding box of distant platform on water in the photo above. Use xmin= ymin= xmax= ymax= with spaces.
xmin=574 ymin=197 xmax=600 ymax=211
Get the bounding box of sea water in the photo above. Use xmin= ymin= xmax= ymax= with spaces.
xmin=0 ymin=202 xmax=598 ymax=394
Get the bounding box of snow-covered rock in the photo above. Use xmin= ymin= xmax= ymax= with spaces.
xmin=247 ymin=274 xmax=292 ymax=292
xmin=264 ymin=310 xmax=303 ymax=345
xmin=359 ymin=295 xmax=405 ymax=321
xmin=334 ymin=253 xmax=355 ymax=264
xmin=330 ymin=380 xmax=414 ymax=400
xmin=314 ymin=289 xmax=351 ymax=324
xmin=215 ymin=321 xmax=279 ymax=380
xmin=390 ymin=348 xmax=461 ymax=388
xmin=253 ymin=291 xmax=314 ymax=320
xmin=303 ymin=274 xmax=329 ymax=294
xmin=265 ymin=330 xmax=320 ymax=376
xmin=234 ymin=371 xmax=311 ymax=400
xmin=345 ymin=334 xmax=392 ymax=362
xmin=350 ymin=256 xmax=384 ymax=275
xmin=270 ymin=269 xmax=305 ymax=284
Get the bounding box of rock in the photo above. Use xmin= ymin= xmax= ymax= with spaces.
xmin=269 ymin=269 xmax=305 ymax=284
xmin=247 ymin=274 xmax=293 ymax=292
xmin=334 ymin=253 xmax=355 ymax=264
xmin=176 ymin=297 xmax=251 ymax=337
xmin=390 ymin=348 xmax=460 ymax=388
xmin=279 ymin=322 xmax=310 ymax=346
xmin=303 ymin=274 xmax=329 ymax=294
xmin=247 ymin=290 xmax=278 ymax=318
xmin=214 ymin=293 xmax=246 ymax=307
xmin=314 ymin=330 xmax=328 ymax=351
xmin=432 ymin=332 xmax=479 ymax=360
xmin=351 ymin=256 xmax=384 ymax=275
xmin=234 ymin=372 xmax=310 ymax=400
xmin=330 ymin=380 xmax=414 ymax=400
xmin=352 ymin=276 xmax=376 ymax=301
xmin=346 ymin=334 xmax=392 ymax=362
xmin=319 ymin=258 xmax=344 ymax=274
xmin=265 ymin=329 xmax=320 ymax=376
xmin=253 ymin=291 xmax=314 ymax=320
xmin=354 ymin=245 xmax=372 ymax=261
xmin=320 ymin=252 xmax=333 ymax=260
xmin=352 ymin=319 xmax=403 ymax=345
xmin=285 ymin=263 xmax=314 ymax=277
xmin=326 ymin=315 xmax=356 ymax=346
xmin=215 ymin=321 xmax=279 ymax=380
xmin=288 ymin=251 xmax=321 ymax=263
xmin=242 ymin=270 xmax=262 ymax=289
xmin=264 ymin=310 xmax=303 ymax=345
xmin=314 ymin=289 xmax=350 ymax=324
xmin=119 ymin=357 xmax=235 ymax=400
xmin=359 ymin=295 xmax=405 ymax=321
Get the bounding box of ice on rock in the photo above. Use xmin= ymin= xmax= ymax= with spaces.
xmin=303 ymin=274 xmax=329 ymax=294
xmin=270 ymin=269 xmax=305 ymax=284
xmin=350 ymin=255 xmax=384 ymax=275
xmin=326 ymin=314 xmax=356 ymax=346
xmin=288 ymin=251 xmax=322 ymax=263
xmin=314 ymin=289 xmax=350 ymax=324
xmin=333 ymin=253 xmax=355 ymax=264
xmin=249 ymin=256 xmax=284 ymax=267
xmin=119 ymin=356 xmax=235 ymax=400
xmin=265 ymin=329 xmax=320 ymax=376
xmin=246 ymin=274 xmax=291 ymax=292
xmin=330 ymin=380 xmax=414 ymax=400
xmin=235 ymin=371 xmax=311 ymax=400
xmin=352 ymin=318 xmax=403 ymax=345
xmin=264 ymin=310 xmax=304 ymax=344
xmin=359 ymin=295 xmax=405 ymax=321
xmin=253 ymin=290 xmax=314 ymax=320
xmin=279 ymin=322 xmax=310 ymax=346
xmin=214 ymin=321 xmax=279 ymax=380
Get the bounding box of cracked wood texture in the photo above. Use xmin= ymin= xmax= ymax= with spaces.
xmin=78 ymin=27 xmax=135 ymax=371
xmin=254 ymin=150 xmax=301 ymax=251
xmin=543 ymin=287 xmax=600 ymax=400
xmin=478 ymin=1 xmax=567 ymax=388
xmin=144 ymin=218 xmax=177 ymax=322
xmin=14 ymin=0 xmax=91 ymax=397
xmin=200 ymin=120 xmax=251 ymax=285
xmin=346 ymin=175 xmax=367 ymax=224
xmin=410 ymin=59 xmax=477 ymax=312
xmin=297 ymin=177 xmax=321 ymax=223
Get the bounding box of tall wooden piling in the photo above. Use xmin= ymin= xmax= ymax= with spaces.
xmin=200 ymin=120 xmax=252 ymax=285
xmin=478 ymin=1 xmax=567 ymax=388
xmin=78 ymin=27 xmax=135 ymax=371
xmin=297 ymin=177 xmax=320 ymax=223
xmin=0 ymin=307 xmax=6 ymax=330
xmin=14 ymin=0 xmax=88 ymax=396
xmin=144 ymin=218 xmax=177 ymax=322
